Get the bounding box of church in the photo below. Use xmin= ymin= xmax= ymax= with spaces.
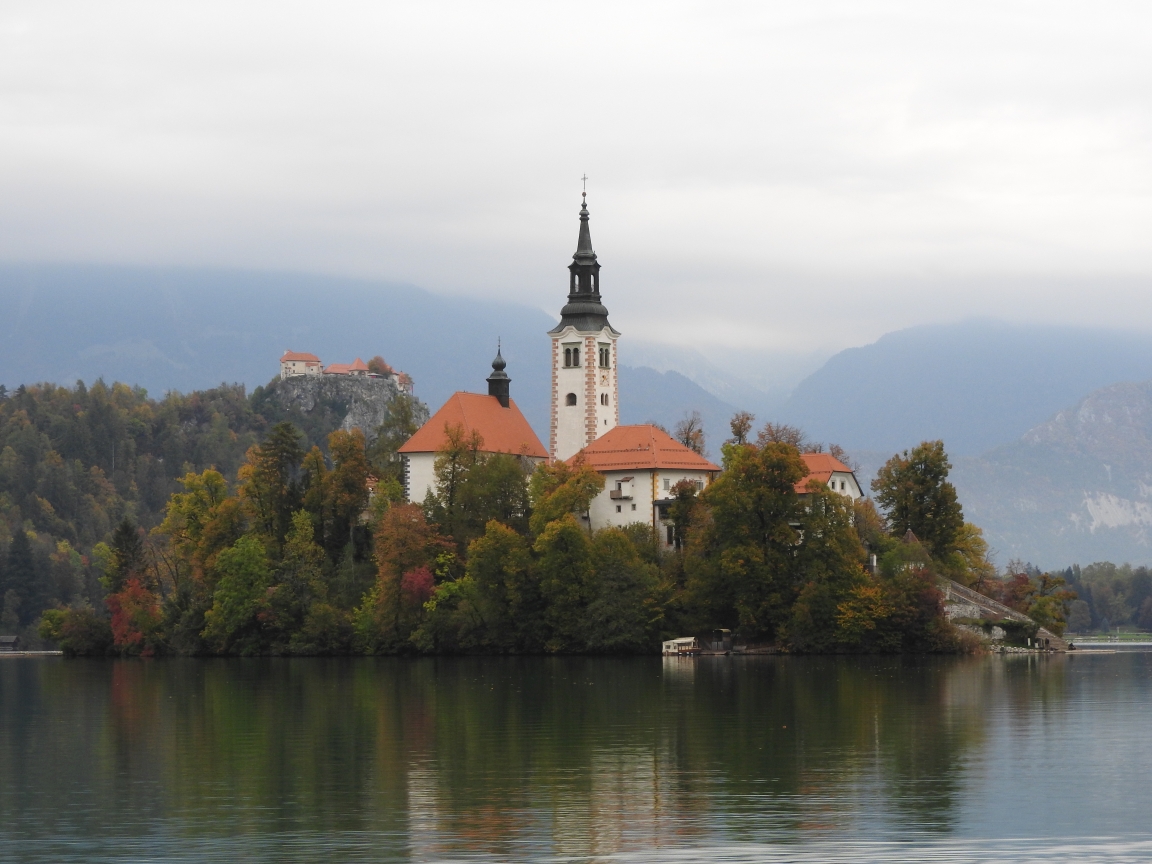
xmin=398 ymin=191 xmax=719 ymax=542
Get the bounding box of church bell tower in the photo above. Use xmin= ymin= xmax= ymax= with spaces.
xmin=549 ymin=192 xmax=620 ymax=461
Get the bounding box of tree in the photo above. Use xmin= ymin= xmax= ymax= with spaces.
xmin=462 ymin=520 xmax=538 ymax=650
xmin=674 ymin=411 xmax=706 ymax=455
xmin=354 ymin=504 xmax=453 ymax=652
xmin=104 ymin=518 xmax=148 ymax=594
xmin=238 ymin=422 xmax=304 ymax=552
xmin=528 ymin=457 xmax=604 ymax=536
xmin=201 ymin=535 xmax=273 ymax=655
xmin=786 ymin=487 xmax=867 ymax=651
xmin=727 ymin=411 xmax=755 ymax=446
xmin=871 ymin=440 xmax=964 ymax=561
xmin=368 ymin=392 xmax=430 ymax=483
xmin=583 ymin=528 xmax=661 ymax=652
xmin=5 ymin=530 xmax=41 ymax=626
xmin=534 ymin=514 xmax=594 ymax=651
xmin=684 ymin=441 xmax=807 ymax=640
xmin=326 ymin=428 xmax=371 ymax=559
xmin=756 ymin=422 xmax=809 ymax=450
xmin=367 ymin=355 xmax=393 ymax=376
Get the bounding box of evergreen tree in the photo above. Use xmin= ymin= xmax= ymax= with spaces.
xmin=871 ymin=440 xmax=964 ymax=561
xmin=6 ymin=530 xmax=41 ymax=626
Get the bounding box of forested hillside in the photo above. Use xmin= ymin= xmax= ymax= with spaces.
xmin=0 ymin=378 xmax=423 ymax=645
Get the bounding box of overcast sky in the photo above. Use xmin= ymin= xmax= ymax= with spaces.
xmin=2 ymin=0 xmax=1151 ymax=356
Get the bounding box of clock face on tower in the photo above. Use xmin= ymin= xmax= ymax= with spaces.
xmin=600 ymin=371 xmax=609 ymax=386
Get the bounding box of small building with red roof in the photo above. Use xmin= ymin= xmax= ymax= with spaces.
xmin=569 ymin=424 xmax=720 ymax=546
xmin=398 ymin=349 xmax=548 ymax=503
xmin=797 ymin=453 xmax=863 ymax=500
xmin=280 ymin=350 xmax=322 ymax=379
xmin=324 ymin=357 xmax=370 ymax=377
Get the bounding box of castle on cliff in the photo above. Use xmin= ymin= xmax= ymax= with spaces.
xmin=279 ymin=351 xmax=412 ymax=393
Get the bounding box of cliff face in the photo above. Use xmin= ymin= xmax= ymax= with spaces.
xmin=256 ymin=374 xmax=426 ymax=448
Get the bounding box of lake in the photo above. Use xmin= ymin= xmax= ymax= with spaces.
xmin=1 ymin=652 xmax=1150 ymax=862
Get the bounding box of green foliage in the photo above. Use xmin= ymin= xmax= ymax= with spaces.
xmin=872 ymin=440 xmax=964 ymax=560
xmin=38 ymin=606 xmax=113 ymax=656
xmin=201 ymin=535 xmax=272 ymax=655
xmin=583 ymin=528 xmax=662 ymax=652
xmin=528 ymin=458 xmax=604 ymax=536
xmin=534 ymin=515 xmax=594 ymax=651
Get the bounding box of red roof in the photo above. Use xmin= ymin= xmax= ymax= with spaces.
xmin=796 ymin=453 xmax=855 ymax=492
xmin=568 ymin=425 xmax=720 ymax=472
xmin=398 ymin=392 xmax=548 ymax=458
xmin=282 ymin=351 xmax=320 ymax=363
xmin=349 ymin=357 xmax=369 ymax=372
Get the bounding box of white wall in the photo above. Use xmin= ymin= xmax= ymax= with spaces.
xmin=550 ymin=324 xmax=618 ymax=461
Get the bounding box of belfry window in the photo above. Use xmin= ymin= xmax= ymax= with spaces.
xmin=563 ymin=345 xmax=581 ymax=368
xmin=598 ymin=345 xmax=611 ymax=368
xmin=566 ymin=393 xmax=577 ymax=406
xmin=600 ymin=393 xmax=608 ymax=406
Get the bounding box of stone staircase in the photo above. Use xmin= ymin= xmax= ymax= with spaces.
xmin=939 ymin=578 xmax=1068 ymax=651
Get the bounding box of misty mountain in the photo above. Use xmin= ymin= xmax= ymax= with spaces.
xmin=781 ymin=320 xmax=1152 ymax=456
xmin=0 ymin=263 xmax=729 ymax=444
xmin=618 ymin=366 xmax=738 ymax=460
xmin=950 ymin=380 xmax=1152 ymax=569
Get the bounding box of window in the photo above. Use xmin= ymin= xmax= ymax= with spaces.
xmin=663 ymin=479 xmax=670 ymax=491
xmin=600 ymin=393 xmax=608 ymax=406
xmin=565 ymin=393 xmax=577 ymax=406
xmin=563 ymin=345 xmax=581 ymax=368
xmin=598 ymin=345 xmax=611 ymax=368
xmin=666 ymin=526 xmax=675 ymax=545
xmin=564 ymin=348 xmax=571 ymax=367
xmin=631 ymin=503 xmax=636 ymax=511
xmin=696 ymin=480 xmax=704 ymax=490
xmin=840 ymin=480 xmax=846 ymax=490
xmin=616 ymin=505 xmax=621 ymax=513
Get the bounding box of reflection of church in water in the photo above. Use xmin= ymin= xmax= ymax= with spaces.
xmin=399 ymin=193 xmax=720 ymax=545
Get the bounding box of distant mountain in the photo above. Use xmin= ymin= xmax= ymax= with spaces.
xmin=781 ymin=320 xmax=1152 ymax=456
xmin=948 ymin=380 xmax=1152 ymax=568
xmin=618 ymin=366 xmax=738 ymax=461
xmin=0 ymin=262 xmax=730 ymax=447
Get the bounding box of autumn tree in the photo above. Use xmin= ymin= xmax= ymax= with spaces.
xmin=527 ymin=457 xmax=604 ymax=536
xmin=757 ymin=422 xmax=809 ymax=451
xmin=239 ymin=422 xmax=304 ymax=552
xmin=727 ymin=411 xmax=755 ymax=445
xmin=674 ymin=411 xmax=706 ymax=456
xmin=871 ymin=440 xmax=964 ymax=561
xmin=354 ymin=504 xmax=453 ymax=652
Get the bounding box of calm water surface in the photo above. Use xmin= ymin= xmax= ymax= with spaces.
xmin=1 ymin=653 xmax=1150 ymax=862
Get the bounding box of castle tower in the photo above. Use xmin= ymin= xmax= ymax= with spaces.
xmin=549 ymin=192 xmax=620 ymax=461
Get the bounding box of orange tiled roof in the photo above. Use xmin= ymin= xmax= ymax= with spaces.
xmin=324 ymin=363 xmax=351 ymax=374
xmin=282 ymin=351 xmax=320 ymax=363
xmin=349 ymin=357 xmax=369 ymax=372
xmin=569 ymin=425 xmax=720 ymax=472
xmin=398 ymin=392 xmax=548 ymax=458
xmin=796 ymin=453 xmax=855 ymax=492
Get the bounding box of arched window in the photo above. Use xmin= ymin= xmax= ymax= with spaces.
xmin=600 ymin=393 xmax=608 ymax=405
xmin=566 ymin=393 xmax=577 ymax=406
xmin=573 ymin=347 xmax=580 ymax=366
xmin=564 ymin=348 xmax=571 ymax=367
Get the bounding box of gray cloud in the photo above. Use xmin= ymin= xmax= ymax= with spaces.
xmin=1 ymin=0 xmax=1150 ymax=357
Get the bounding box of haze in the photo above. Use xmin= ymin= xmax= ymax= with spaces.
xmin=2 ymin=0 xmax=1151 ymax=355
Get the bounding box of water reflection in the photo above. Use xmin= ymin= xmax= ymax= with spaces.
xmin=0 ymin=653 xmax=1149 ymax=862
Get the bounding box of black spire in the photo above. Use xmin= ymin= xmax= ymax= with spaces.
xmin=487 ymin=341 xmax=510 ymax=407
xmin=550 ymin=192 xmax=615 ymax=334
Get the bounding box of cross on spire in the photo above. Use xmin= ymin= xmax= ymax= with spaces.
xmin=581 ymin=174 xmax=588 ymax=195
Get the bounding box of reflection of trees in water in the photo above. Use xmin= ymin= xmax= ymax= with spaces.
xmin=0 ymin=655 xmax=1076 ymax=854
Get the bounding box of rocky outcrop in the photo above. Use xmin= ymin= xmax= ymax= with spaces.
xmin=270 ymin=375 xmax=408 ymax=442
